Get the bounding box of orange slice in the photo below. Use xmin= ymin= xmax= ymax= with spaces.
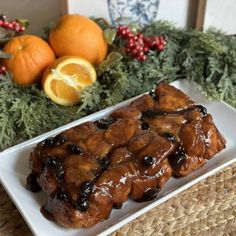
xmin=42 ymin=56 xmax=96 ymax=106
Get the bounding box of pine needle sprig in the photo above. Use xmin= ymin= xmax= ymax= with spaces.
xmin=0 ymin=74 xmax=80 ymax=150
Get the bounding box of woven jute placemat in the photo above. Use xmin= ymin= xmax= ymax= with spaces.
xmin=0 ymin=162 xmax=236 ymax=236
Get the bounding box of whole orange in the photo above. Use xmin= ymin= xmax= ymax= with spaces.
xmin=3 ymin=35 xmax=55 ymax=85
xmin=49 ymin=14 xmax=108 ymax=65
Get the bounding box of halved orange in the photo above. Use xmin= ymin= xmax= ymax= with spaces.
xmin=42 ymin=56 xmax=96 ymax=106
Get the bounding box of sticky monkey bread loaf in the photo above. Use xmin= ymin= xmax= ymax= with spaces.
xmin=27 ymin=83 xmax=226 ymax=228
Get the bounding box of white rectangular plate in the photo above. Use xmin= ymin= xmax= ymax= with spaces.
xmin=1 ymin=80 xmax=236 ymax=236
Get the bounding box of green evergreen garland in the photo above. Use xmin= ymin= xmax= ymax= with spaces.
xmin=1 ymin=21 xmax=236 ymax=150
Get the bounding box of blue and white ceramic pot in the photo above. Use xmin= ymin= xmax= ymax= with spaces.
xmin=107 ymin=0 xmax=160 ymax=25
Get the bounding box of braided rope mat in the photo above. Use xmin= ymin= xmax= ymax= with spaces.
xmin=0 ymin=162 xmax=236 ymax=236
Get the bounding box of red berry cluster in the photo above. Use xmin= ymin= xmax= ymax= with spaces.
xmin=0 ymin=14 xmax=25 ymax=33
xmin=0 ymin=65 xmax=7 ymax=75
xmin=117 ymin=25 xmax=166 ymax=61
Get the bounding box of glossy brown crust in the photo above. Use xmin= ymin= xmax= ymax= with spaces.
xmin=28 ymin=83 xmax=226 ymax=228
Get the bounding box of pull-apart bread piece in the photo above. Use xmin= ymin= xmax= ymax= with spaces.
xmin=27 ymin=83 xmax=226 ymax=228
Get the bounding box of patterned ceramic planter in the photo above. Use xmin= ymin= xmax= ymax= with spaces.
xmin=108 ymin=0 xmax=160 ymax=25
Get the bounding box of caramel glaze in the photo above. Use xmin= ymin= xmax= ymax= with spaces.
xmin=27 ymin=83 xmax=226 ymax=228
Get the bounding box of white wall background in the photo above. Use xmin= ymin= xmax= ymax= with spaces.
xmin=204 ymin=0 xmax=236 ymax=34
xmin=0 ymin=0 xmax=196 ymax=35
xmin=157 ymin=0 xmax=190 ymax=26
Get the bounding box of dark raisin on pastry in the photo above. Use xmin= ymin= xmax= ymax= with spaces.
xmin=26 ymin=173 xmax=41 ymax=192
